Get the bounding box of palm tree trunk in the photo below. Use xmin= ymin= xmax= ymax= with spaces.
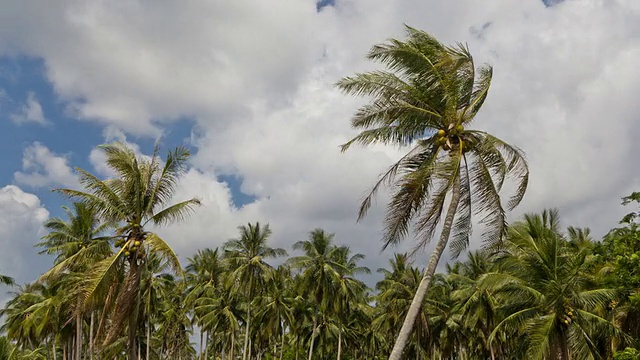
xmin=53 ymin=338 xmax=57 ymax=360
xmin=146 ymin=319 xmax=151 ymax=360
xmin=75 ymin=298 xmax=82 ymax=360
xmin=230 ymin=332 xmax=235 ymax=360
xmin=279 ymin=325 xmax=285 ymax=360
xmin=243 ymin=300 xmax=251 ymax=360
xmin=200 ymin=329 xmax=204 ymax=360
xmin=204 ymin=331 xmax=209 ymax=360
xmin=388 ymin=178 xmax=461 ymax=360
xmin=307 ymin=309 xmax=318 ymax=360
xmin=89 ymin=311 xmax=94 ymax=360
xmin=337 ymin=327 xmax=342 ymax=360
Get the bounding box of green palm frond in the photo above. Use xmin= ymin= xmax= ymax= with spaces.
xmin=145 ymin=233 xmax=183 ymax=276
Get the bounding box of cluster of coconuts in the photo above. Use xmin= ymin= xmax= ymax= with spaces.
xmin=434 ymin=124 xmax=464 ymax=151
xmin=561 ymin=303 xmax=575 ymax=325
xmin=114 ymin=239 xmax=143 ymax=258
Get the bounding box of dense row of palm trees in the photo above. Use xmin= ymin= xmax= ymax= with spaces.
xmin=2 ymin=191 xmax=639 ymax=359
xmin=1 ymin=26 xmax=639 ymax=359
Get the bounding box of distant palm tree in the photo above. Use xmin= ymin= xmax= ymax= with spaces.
xmin=289 ymin=229 xmax=349 ymax=360
xmin=337 ymin=26 xmax=529 ymax=359
xmin=55 ymin=142 xmax=201 ymax=359
xmin=223 ymin=222 xmax=287 ymax=360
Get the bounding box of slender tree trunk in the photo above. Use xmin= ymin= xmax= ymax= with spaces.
xmin=337 ymin=327 xmax=342 ymax=360
xmin=200 ymin=329 xmax=204 ymax=360
xmin=63 ymin=340 xmax=67 ymax=360
xmin=230 ymin=332 xmax=235 ymax=360
xmin=279 ymin=324 xmax=285 ymax=360
xmin=307 ymin=309 xmax=319 ymax=360
xmin=89 ymin=311 xmax=94 ymax=360
xmin=53 ymin=339 xmax=57 ymax=360
xmin=128 ymin=261 xmax=143 ymax=360
xmin=146 ymin=319 xmax=151 ymax=360
xmin=243 ymin=300 xmax=251 ymax=360
xmin=76 ymin=298 xmax=83 ymax=360
xmin=204 ymin=331 xmax=209 ymax=360
xmin=388 ymin=178 xmax=461 ymax=360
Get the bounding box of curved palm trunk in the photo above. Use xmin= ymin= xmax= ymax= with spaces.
xmin=388 ymin=179 xmax=461 ymax=360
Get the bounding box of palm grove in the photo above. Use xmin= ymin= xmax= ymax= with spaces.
xmin=1 ymin=27 xmax=639 ymax=360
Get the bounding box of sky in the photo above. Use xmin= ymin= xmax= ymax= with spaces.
xmin=1 ymin=0 xmax=640 ymax=294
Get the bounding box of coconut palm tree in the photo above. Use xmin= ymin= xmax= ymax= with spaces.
xmin=337 ymin=26 xmax=529 ymax=359
xmin=223 ymin=222 xmax=287 ymax=360
xmin=484 ymin=210 xmax=623 ymax=359
xmin=54 ymin=141 xmax=201 ymax=359
xmin=36 ymin=202 xmax=114 ymax=360
xmin=185 ymin=248 xmax=227 ymax=359
xmin=288 ymin=229 xmax=349 ymax=360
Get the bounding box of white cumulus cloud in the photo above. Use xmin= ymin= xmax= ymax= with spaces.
xmin=14 ymin=142 xmax=78 ymax=189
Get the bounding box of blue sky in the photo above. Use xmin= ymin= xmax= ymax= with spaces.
xmin=1 ymin=0 xmax=638 ymax=292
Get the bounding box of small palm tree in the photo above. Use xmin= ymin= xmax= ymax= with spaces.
xmin=55 ymin=142 xmax=201 ymax=359
xmin=337 ymin=26 xmax=529 ymax=359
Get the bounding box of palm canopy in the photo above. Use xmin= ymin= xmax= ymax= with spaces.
xmin=484 ymin=210 xmax=622 ymax=359
xmin=54 ymin=141 xmax=201 ymax=355
xmin=338 ymin=26 xmax=528 ymax=256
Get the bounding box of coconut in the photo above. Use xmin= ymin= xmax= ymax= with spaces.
xmin=437 ymin=129 xmax=445 ymax=136
xmin=134 ymin=241 xmax=141 ymax=247
xmin=125 ymin=251 xmax=131 ymax=257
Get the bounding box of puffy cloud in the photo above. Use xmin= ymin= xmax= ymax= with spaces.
xmin=1 ymin=0 xmax=639 ymax=278
xmin=9 ymin=92 xmax=48 ymax=125
xmin=14 ymin=142 xmax=79 ymax=189
xmin=0 ymin=185 xmax=49 ymax=288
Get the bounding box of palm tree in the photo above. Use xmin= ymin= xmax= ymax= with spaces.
xmin=484 ymin=210 xmax=623 ymax=359
xmin=288 ymin=229 xmax=349 ymax=360
xmin=54 ymin=142 xmax=201 ymax=359
xmin=254 ymin=265 xmax=294 ymax=360
xmin=337 ymin=26 xmax=529 ymax=359
xmin=185 ymin=248 xmax=226 ymax=359
xmin=36 ymin=202 xmax=114 ymax=360
xmin=223 ymin=222 xmax=287 ymax=360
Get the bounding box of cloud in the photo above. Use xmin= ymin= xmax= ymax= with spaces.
xmin=9 ymin=92 xmax=48 ymax=125
xmin=1 ymin=0 xmax=640 ymax=279
xmin=14 ymin=142 xmax=78 ymax=188
xmin=0 ymin=185 xmax=49 ymax=289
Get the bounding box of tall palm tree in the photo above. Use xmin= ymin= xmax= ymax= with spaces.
xmin=289 ymin=229 xmax=348 ymax=360
xmin=55 ymin=142 xmax=201 ymax=359
xmin=337 ymin=26 xmax=529 ymax=359
xmin=185 ymin=248 xmax=226 ymax=359
xmin=223 ymin=222 xmax=287 ymax=360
